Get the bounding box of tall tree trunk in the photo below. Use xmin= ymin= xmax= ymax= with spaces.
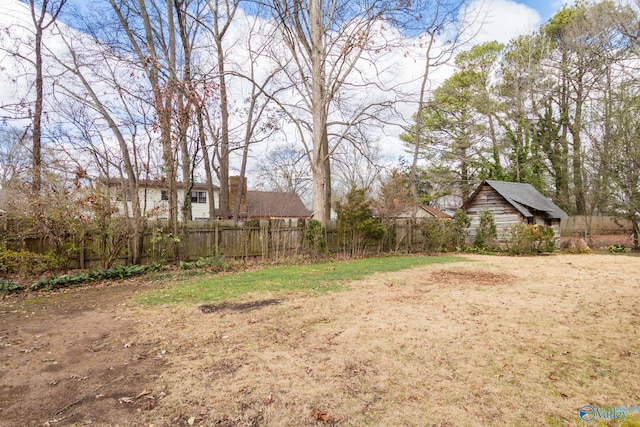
xmin=197 ymin=105 xmax=217 ymax=220
xmin=208 ymin=0 xmax=238 ymax=219
xmin=409 ymin=30 xmax=436 ymax=203
xmin=32 ymin=20 xmax=43 ymax=194
xmin=29 ymin=0 xmax=67 ymax=194
xmin=570 ymin=84 xmax=586 ymax=214
xmin=176 ymin=0 xmax=193 ymax=223
xmin=216 ymin=39 xmax=230 ymax=218
xmin=309 ymin=0 xmax=330 ymax=225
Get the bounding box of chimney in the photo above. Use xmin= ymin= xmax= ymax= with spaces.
xmin=228 ymin=175 xmax=247 ymax=216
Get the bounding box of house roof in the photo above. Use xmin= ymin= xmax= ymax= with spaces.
xmin=101 ymin=177 xmax=220 ymax=191
xmin=471 ymin=180 xmax=568 ymax=219
xmin=246 ymin=191 xmax=310 ymax=218
xmin=383 ymin=205 xmax=451 ymax=219
xmin=420 ymin=205 xmax=451 ymax=219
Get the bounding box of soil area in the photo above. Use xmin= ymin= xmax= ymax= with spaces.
xmin=2 ymin=252 xmax=640 ymax=426
xmin=0 ymin=282 xmax=167 ymax=427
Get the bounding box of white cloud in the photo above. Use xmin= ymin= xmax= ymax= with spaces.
xmin=462 ymin=0 xmax=542 ymax=45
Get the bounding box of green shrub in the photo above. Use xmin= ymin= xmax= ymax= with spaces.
xmin=607 ymin=244 xmax=629 ymax=253
xmin=473 ymin=210 xmax=497 ymax=249
xmin=421 ymin=218 xmax=452 ymax=252
xmin=305 ymin=219 xmax=328 ymax=257
xmin=452 ymin=209 xmax=471 ymax=249
xmin=29 ymin=264 xmax=151 ymax=291
xmin=148 ymin=227 xmax=180 ymax=264
xmin=180 ymin=254 xmax=227 ymax=271
xmin=0 ymin=278 xmax=24 ymax=295
xmin=420 ymin=211 xmax=470 ymax=252
xmin=336 ymin=187 xmax=386 ymax=256
xmin=504 ymin=223 xmax=556 ymax=254
xmin=0 ymin=249 xmax=57 ymax=276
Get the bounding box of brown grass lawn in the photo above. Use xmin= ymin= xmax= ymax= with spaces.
xmin=2 ymin=254 xmax=640 ymax=426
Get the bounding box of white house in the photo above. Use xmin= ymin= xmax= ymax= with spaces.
xmin=103 ymin=179 xmax=219 ymax=221
xmin=104 ymin=177 xmax=309 ymax=221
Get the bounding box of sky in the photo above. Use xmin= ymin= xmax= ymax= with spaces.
xmin=467 ymin=0 xmax=559 ymax=45
xmin=518 ymin=0 xmax=565 ymax=21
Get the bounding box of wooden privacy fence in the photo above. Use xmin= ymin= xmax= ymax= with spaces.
xmin=11 ymin=218 xmax=432 ymax=270
xmin=560 ymin=216 xmax=633 ymax=236
xmin=9 ymin=216 xmax=634 ymax=270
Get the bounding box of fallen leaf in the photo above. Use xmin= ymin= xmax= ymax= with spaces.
xmin=311 ymin=409 xmax=330 ymax=422
xmin=187 ymin=416 xmax=196 ymax=425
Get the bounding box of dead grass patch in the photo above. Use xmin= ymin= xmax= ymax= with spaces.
xmin=428 ymin=268 xmax=516 ymax=286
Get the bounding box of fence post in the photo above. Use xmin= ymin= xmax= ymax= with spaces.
xmin=214 ymin=221 xmax=219 ymax=254
xmin=260 ymin=220 xmax=269 ymax=260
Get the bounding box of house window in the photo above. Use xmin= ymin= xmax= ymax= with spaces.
xmin=116 ymin=191 xmax=132 ymax=202
xmin=191 ymin=191 xmax=207 ymax=204
xmin=161 ymin=190 xmax=168 ymax=201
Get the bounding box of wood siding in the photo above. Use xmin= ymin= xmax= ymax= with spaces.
xmin=465 ymin=185 xmax=523 ymax=242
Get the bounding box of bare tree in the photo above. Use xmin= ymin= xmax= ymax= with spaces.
xmin=332 ymin=137 xmax=383 ymax=196
xmin=28 ymin=0 xmax=68 ymax=194
xmin=102 ymin=0 xmax=182 ymax=254
xmin=254 ymin=143 xmax=312 ymax=203
xmin=228 ymin=11 xmax=283 ymax=219
xmin=0 ymin=126 xmax=31 ymax=188
xmin=50 ymin=23 xmax=155 ymax=263
xmin=269 ymin=0 xmax=404 ymax=225
xmin=404 ymin=0 xmax=476 ymax=202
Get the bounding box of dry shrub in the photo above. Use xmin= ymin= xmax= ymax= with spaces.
xmin=560 ymin=237 xmax=592 ymax=254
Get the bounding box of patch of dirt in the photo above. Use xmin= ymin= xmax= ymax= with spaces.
xmin=2 ymin=254 xmax=640 ymax=426
xmin=0 ymin=282 xmax=167 ymax=427
xmin=428 ymin=269 xmax=516 ymax=286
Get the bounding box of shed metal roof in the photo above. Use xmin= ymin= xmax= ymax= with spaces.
xmin=483 ymin=180 xmax=568 ymax=219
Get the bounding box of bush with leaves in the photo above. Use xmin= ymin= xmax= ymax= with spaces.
xmin=1 ymin=278 xmax=24 ymax=296
xmin=420 ymin=218 xmax=452 ymax=252
xmin=335 ymin=187 xmax=386 ymax=257
xmin=179 ymin=254 xmax=227 ymax=271
xmin=473 ymin=210 xmax=498 ymax=249
xmin=0 ymin=249 xmax=58 ymax=276
xmin=504 ymin=223 xmax=556 ymax=254
xmin=451 ymin=209 xmax=471 ymax=249
xmin=1 ymin=182 xmax=127 ymax=271
xmin=305 ymin=219 xmax=328 ymax=257
xmin=148 ymin=227 xmax=181 ymax=264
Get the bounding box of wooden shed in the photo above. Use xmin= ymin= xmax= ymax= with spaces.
xmin=463 ymin=180 xmax=568 ymax=243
